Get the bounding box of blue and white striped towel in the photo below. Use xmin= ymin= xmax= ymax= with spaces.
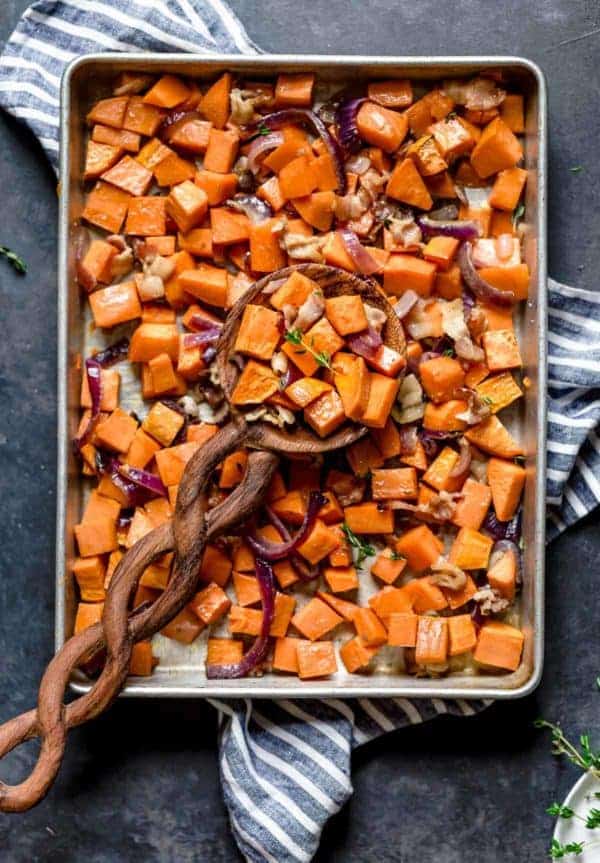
xmin=2 ymin=4 xmax=600 ymax=861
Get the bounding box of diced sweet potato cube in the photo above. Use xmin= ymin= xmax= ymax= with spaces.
xmin=304 ymin=389 xmax=346 ymax=438
xmin=198 ymin=72 xmax=232 ymax=129
xmin=230 ymin=360 xmax=280 ymax=405
xmin=179 ymin=264 xmax=228 ymax=308
xmin=371 ymin=467 xmax=418 ymax=500
xmin=292 ymin=597 xmax=343 ymax=641
xmin=452 ymin=478 xmax=493 ymax=530
xmin=423 ymin=400 xmax=468 ymax=432
xmin=325 ymin=295 xmax=368 ymax=336
xmin=404 ymin=577 xmax=448 ymax=613
xmin=383 ymin=254 xmax=437 ymax=297
xmin=161 ymin=606 xmax=204 ymax=644
xmin=82 ymin=181 xmax=131 ymax=234
xmin=449 ymin=527 xmax=493 ymax=570
xmin=84 ymin=140 xmax=122 ymax=180
xmin=203 ymin=128 xmax=239 ymax=173
xmin=487 ymin=546 xmax=517 ymax=600
xmin=89 ymin=281 xmax=141 ymax=329
xmin=169 ymin=118 xmax=212 ymax=154
xmin=166 ymin=180 xmax=208 ymax=233
xmin=285 ymin=377 xmax=331 ymax=408
xmin=219 ymin=450 xmax=248 ymax=488
xmin=371 ymin=548 xmax=406 ymax=585
xmin=96 ymin=407 xmax=137 ymax=453
xmin=356 ymin=101 xmax=408 ymax=153
xmin=464 ymin=415 xmax=524 ymax=458
xmin=387 ymin=612 xmax=419 ymax=647
xmin=122 ymin=97 xmax=163 ymax=137
xmin=407 ymin=134 xmax=447 ymax=176
xmin=470 ymin=117 xmax=523 ymax=178
xmin=75 ymin=518 xmax=118 ymax=557
xmin=87 ymin=96 xmax=129 ymax=128
xmin=395 ymin=525 xmax=443 ymax=572
xmin=487 ymin=457 xmax=525 ymax=522
xmin=82 ymin=490 xmax=120 ymax=524
xmin=474 ymin=621 xmax=524 ymax=671
xmin=345 ymin=502 xmax=394 ymax=535
xmin=129 ymin=641 xmax=158 ymax=676
xmin=278 ymin=155 xmax=319 ymax=199
xmin=368 ymin=586 xmax=412 ymax=621
xmin=270 ymin=271 xmax=316 ymax=311
xmin=232 ymin=571 xmax=261 ymax=607
xmin=386 ymin=158 xmax=433 ymax=209
xmin=423 ymin=236 xmax=460 ymax=271
xmin=322 ymin=565 xmax=358 ymax=593
xmin=207 ymin=638 xmax=243 ymax=666
xmin=296 ymin=519 xmax=340 ymax=565
xmin=273 ymin=637 xmax=306 ymax=674
xmin=148 ymin=352 xmax=179 ymax=396
xmin=124 ymin=196 xmax=167 ymax=236
xmin=415 ymin=616 xmax=448 ymax=665
xmin=340 ymin=636 xmax=379 ymax=672
xmin=74 ymin=601 xmax=104 ymax=634
xmin=346 ymin=438 xmax=384 ymax=477
xmin=78 ymin=239 xmax=119 ymax=288
xmin=72 ymin=556 xmax=106 ymax=602
xmin=142 ymin=401 xmax=184 ymax=446
xmin=195 ymin=170 xmax=238 ymax=205
xmin=143 ymin=74 xmax=190 ymax=108
xmin=189 ymin=582 xmax=231 ymax=625
xmin=367 ymin=79 xmax=413 ymax=109
xmin=304 ymin=315 xmax=345 ymax=359
xmin=333 ymin=353 xmax=370 ymax=421
xmin=482 ymin=329 xmax=522 ymax=371
xmin=448 ymin=614 xmax=478 ymax=656
xmin=353 ymin=607 xmax=388 ymax=647
xmin=361 ymin=373 xmax=399 ymax=429
xmin=200 ymin=543 xmax=232 ymax=588
xmin=419 ymin=356 xmax=465 ymax=403
xmin=422 ymin=446 xmax=463 ymax=493
xmin=210 ymin=206 xmax=250 ymax=245
xmin=489 ymin=167 xmax=527 ymax=211
xmin=475 ymin=372 xmax=522 ymax=414
xmin=129 ymin=322 xmax=179 ymax=362
xmin=500 ymin=94 xmax=525 ymax=133
xmin=274 ymin=73 xmax=315 ymax=107
xmin=139 ymin=562 xmax=170 ymax=590
xmin=80 ymin=367 xmax=120 ymax=411
xmin=101 ymin=154 xmax=153 ymax=197
xmin=234 ymin=304 xmax=282 ymax=361
xmin=430 ymin=117 xmax=475 ymax=160
xmin=296 ymin=641 xmax=337 ymax=679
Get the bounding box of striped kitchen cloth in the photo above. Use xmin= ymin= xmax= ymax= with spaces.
xmin=2 ymin=3 xmax=600 ymax=862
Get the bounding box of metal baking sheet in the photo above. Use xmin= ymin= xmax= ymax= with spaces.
xmin=57 ymin=55 xmax=547 ymax=699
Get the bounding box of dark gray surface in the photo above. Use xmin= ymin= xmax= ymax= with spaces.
xmin=0 ymin=1 xmax=599 ymax=860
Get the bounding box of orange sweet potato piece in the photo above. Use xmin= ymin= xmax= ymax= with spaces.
xmin=275 ymin=73 xmax=315 ymax=107
xmin=72 ymin=556 xmax=106 ymax=602
xmin=452 ymin=477 xmax=493 ymax=530
xmin=482 ymin=329 xmax=522 ymax=371
xmin=292 ymin=597 xmax=343 ymax=641
xmin=323 ymin=565 xmax=358 ymax=593
xmin=96 ymin=407 xmax=138 ymax=453
xmin=219 ymin=450 xmax=248 ymax=488
xmin=129 ymin=322 xmax=179 ymax=362
xmin=293 ymin=191 xmax=335 ymax=232
xmin=333 ymin=354 xmax=370 ymax=421
xmin=344 ymin=502 xmax=394 ymax=534
xmin=125 ymin=196 xmax=167 ymax=236
xmin=371 ymin=467 xmax=418 ymax=500
xmin=395 ymin=525 xmax=443 ymax=572
xmin=272 ymin=636 xmax=303 ymax=674
xmin=404 ymin=577 xmax=448 ymax=613
xmin=422 ymin=446 xmax=464 ymax=493
xmin=232 ymin=571 xmax=261 ymax=607
xmin=122 ymin=97 xmax=163 ymax=137
xmin=371 ymin=419 xmax=401 ymax=460
xmin=263 ymin=127 xmax=312 ymax=173
xmin=487 ymin=545 xmax=517 ymax=600
xmin=199 ymin=543 xmax=232 ymax=588
xmin=423 ymin=236 xmax=460 ymax=270
xmin=430 ymin=116 xmax=475 ymax=159
xmin=249 ymin=217 xmax=287 ymax=272
xmin=189 ymin=582 xmax=231 ymax=625
xmin=448 ymin=614 xmax=477 ymax=656
xmin=500 ymin=94 xmax=525 ymax=133
xmin=285 ymin=377 xmax=331 ymax=408
xmin=473 ymin=621 xmax=524 ymax=671
xmin=419 ymin=356 xmax=465 ymax=403
xmin=475 ymin=372 xmax=522 ymax=414
xmin=143 ymin=403 xmax=185 ymax=449
xmin=211 ymin=208 xmax=250 ymax=247
xmin=199 ymin=73 xmax=232 ymax=128
xmin=386 ymin=611 xmax=419 ymax=649
xmin=386 ymin=158 xmax=433 ymax=209
xmin=470 ymin=117 xmax=523 ymax=178
xmin=258 ymin=175 xmax=287 ymax=211
xmin=407 ymin=134 xmax=447 ymax=176
xmin=477 ymin=264 xmax=529 ymax=302
xmin=207 ymin=638 xmax=243 ymax=666
xmin=465 ymin=415 xmax=524 ymax=458
xmin=304 ymin=389 xmax=346 ymax=437
xmin=102 ymin=154 xmax=153 ymax=196
xmin=433 ymin=263 xmax=462 ymax=300
xmin=143 ymin=74 xmax=190 ymax=108
xmin=325 ymin=295 xmax=368 ymax=336
xmin=234 ymin=304 xmax=282 ymax=361
xmin=368 ymin=586 xmax=412 ymax=621
xmin=84 ymin=140 xmax=123 ymax=180
xmin=129 ymin=641 xmax=158 ymax=676
xmin=296 ymin=641 xmax=337 ymax=679
xmin=278 ymin=154 xmax=319 ymax=199
xmin=75 ymin=518 xmax=118 ymax=557
xmin=356 ymin=102 xmax=408 ymax=153
xmin=87 ymin=96 xmax=128 ymax=128
xmin=423 ymin=400 xmax=468 ymax=432
xmin=340 ymin=636 xmax=379 ymax=673
xmin=296 ymin=519 xmax=340 ymax=565
xmin=371 ymin=548 xmax=407 ymax=585
xmin=78 ymin=239 xmax=119 ymax=288
xmin=322 ymin=229 xmax=357 ymax=272
xmin=368 ymin=79 xmax=412 ymax=109
xmin=195 ymin=169 xmax=237 ymax=205
xmin=415 ymin=616 xmax=448 ymax=665
xmin=162 ymin=606 xmax=204 ymax=644
xmin=353 ymin=607 xmax=388 ymax=647
xmin=487 ymin=457 xmax=526 ymax=521
xmin=74 ymin=601 xmax=105 ymax=635
xmin=81 ymin=367 xmax=120 ymax=413
xmin=230 ymin=359 xmax=280 ymax=405
xmin=449 ymin=526 xmax=493 ymax=570
xmin=82 ymin=181 xmax=131 ymax=234
xmin=148 ymin=352 xmax=178 ymax=396
xmin=166 ymin=180 xmax=208 ymax=232
xmin=489 ymin=167 xmax=527 ymax=211
xmin=361 ymin=373 xmax=400 ymax=429
xmin=383 ymin=254 xmax=437 ymax=297
xmin=346 ymin=437 xmax=384 ymax=476
xmin=179 ymin=264 xmax=228 ymax=308
xmin=153 ymin=152 xmax=196 ymax=187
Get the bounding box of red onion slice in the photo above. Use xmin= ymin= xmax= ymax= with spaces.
xmin=335 ymin=97 xmax=366 ymax=154
xmin=258 ymin=110 xmax=346 ymax=193
xmin=246 ymin=491 xmax=326 ymax=561
xmin=346 ymin=327 xmax=383 ymax=361
xmin=73 ymin=358 xmax=102 ymax=452
xmin=95 ymin=450 xmax=140 ymax=505
xmin=393 ymin=290 xmax=420 ymax=320
xmin=206 ymin=559 xmax=275 ymax=679
xmin=118 ymin=464 xmax=168 ymax=498
xmin=189 ymin=315 xmax=223 ymax=334
xmin=458 ymin=242 xmax=515 ymax=306
xmin=337 ymin=227 xmax=381 ymax=275
xmin=266 ymin=506 xmax=320 ymax=582
xmin=417 ymin=215 xmax=480 ymax=240
xmin=246 ymin=131 xmax=283 ymax=174
xmin=93 ymin=337 xmax=130 ymax=368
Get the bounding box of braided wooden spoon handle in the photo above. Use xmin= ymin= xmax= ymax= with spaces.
xmin=0 ymin=420 xmax=278 ymax=813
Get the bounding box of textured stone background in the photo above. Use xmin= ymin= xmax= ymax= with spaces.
xmin=0 ymin=1 xmax=599 ymax=860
